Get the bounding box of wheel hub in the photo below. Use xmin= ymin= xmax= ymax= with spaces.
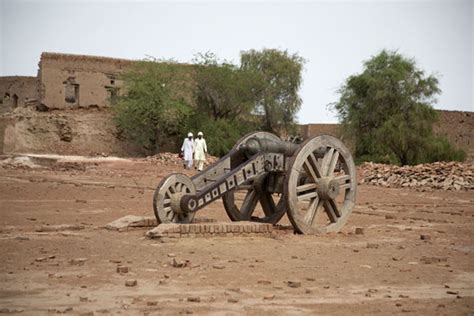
xmin=317 ymin=177 xmax=340 ymax=200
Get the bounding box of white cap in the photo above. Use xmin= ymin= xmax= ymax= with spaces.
xmin=197 ymin=131 xmax=203 ymax=136
xmin=187 ymin=132 xmax=193 ymax=137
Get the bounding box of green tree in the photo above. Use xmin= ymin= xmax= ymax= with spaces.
xmin=193 ymin=52 xmax=264 ymax=121
xmin=114 ymin=59 xmax=193 ymax=153
xmin=240 ymin=49 xmax=305 ymax=134
xmin=333 ymin=50 xmax=465 ymax=165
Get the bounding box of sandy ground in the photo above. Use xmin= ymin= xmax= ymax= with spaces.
xmin=0 ymin=157 xmax=473 ymax=315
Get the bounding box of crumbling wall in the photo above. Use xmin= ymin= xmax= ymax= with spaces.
xmin=2 ymin=107 xmax=141 ymax=156
xmin=38 ymin=53 xmax=132 ymax=110
xmin=434 ymin=110 xmax=474 ymax=161
xmin=300 ymin=110 xmax=474 ymax=161
xmin=0 ymin=76 xmax=39 ymax=114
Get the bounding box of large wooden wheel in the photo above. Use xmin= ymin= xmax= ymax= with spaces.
xmin=284 ymin=135 xmax=357 ymax=234
xmin=222 ymin=131 xmax=286 ymax=224
xmin=153 ymin=173 xmax=196 ymax=224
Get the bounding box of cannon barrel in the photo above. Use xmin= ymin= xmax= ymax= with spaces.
xmin=238 ymin=137 xmax=299 ymax=157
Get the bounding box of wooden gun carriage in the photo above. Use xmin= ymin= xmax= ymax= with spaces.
xmin=153 ymin=132 xmax=357 ymax=234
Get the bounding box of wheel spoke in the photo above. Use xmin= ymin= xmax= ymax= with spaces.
xmin=335 ymin=174 xmax=350 ymax=183
xmin=307 ymin=153 xmax=323 ymax=178
xmin=296 ymin=183 xmax=318 ymax=193
xmin=327 ymin=151 xmax=340 ymax=177
xmin=297 ymin=191 xmax=318 ymax=202
xmin=241 ymin=189 xmax=260 ymax=217
xmin=304 ymin=197 xmax=322 ymax=225
xmin=324 ymin=199 xmax=341 ymax=223
xmin=303 ymin=161 xmax=318 ymax=183
xmin=321 ymin=148 xmax=334 ymax=176
xmin=163 ymin=199 xmax=171 ymax=206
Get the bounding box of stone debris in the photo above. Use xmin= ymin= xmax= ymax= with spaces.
xmin=70 ymin=258 xmax=88 ymax=266
xmin=420 ymin=256 xmax=448 ymax=264
xmin=125 ymin=279 xmax=137 ymax=287
xmin=359 ymin=161 xmax=473 ymax=191
xmin=355 ymin=227 xmax=365 ymax=235
xmin=187 ymin=297 xmax=201 ymax=303
xmin=105 ymin=215 xmax=157 ymax=232
xmin=144 ymin=152 xmax=219 ymax=166
xmin=116 ymin=265 xmax=129 ymax=273
xmin=146 ymin=221 xmax=277 ymax=239
xmin=171 ymin=258 xmax=190 ymax=268
xmin=36 ymin=224 xmax=85 ymax=232
xmin=287 ymin=281 xmax=302 ymax=288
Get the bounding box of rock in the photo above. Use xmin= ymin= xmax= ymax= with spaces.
xmin=420 ymin=256 xmax=448 ymax=264
xmin=79 ymin=296 xmax=88 ymax=302
xmin=70 ymin=258 xmax=88 ymax=266
xmin=35 ymin=257 xmax=47 ymax=262
xmin=75 ymin=199 xmax=87 ymax=203
xmin=187 ymin=296 xmax=200 ymax=303
xmin=171 ymin=258 xmax=189 ymax=268
xmin=105 ymin=215 xmax=157 ymax=232
xmin=125 ymin=279 xmax=137 ymax=287
xmin=355 ymin=227 xmax=365 ymax=235
xmin=446 ymin=290 xmax=459 ymax=295
xmin=366 ymin=243 xmax=379 ymax=249
xmin=287 ymin=281 xmax=301 ymax=288
xmin=116 ymin=265 xmax=129 ymax=273
xmin=167 ymin=253 xmax=176 ymax=258
xmin=263 ymin=294 xmax=275 ymax=300
xmin=258 ymin=280 xmax=272 ymax=285
xmin=420 ymin=234 xmax=431 ymax=241
xmin=385 ymin=215 xmax=397 ymax=220
xmin=227 ymin=298 xmax=239 ymax=303
xmin=36 ymin=224 xmax=85 ymax=232
xmin=212 ymin=263 xmax=225 ymax=270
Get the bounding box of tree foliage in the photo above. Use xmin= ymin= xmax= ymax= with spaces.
xmin=241 ymin=49 xmax=304 ymax=134
xmin=114 ymin=49 xmax=305 ymax=156
xmin=193 ymin=52 xmax=264 ymax=121
xmin=113 ymin=60 xmax=193 ymax=152
xmin=333 ymin=50 xmax=465 ymax=165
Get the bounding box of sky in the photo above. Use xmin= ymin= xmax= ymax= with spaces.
xmin=1 ymin=0 xmax=473 ymax=123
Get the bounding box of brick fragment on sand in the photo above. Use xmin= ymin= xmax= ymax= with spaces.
xmin=125 ymin=279 xmax=137 ymax=287
xmin=116 ymin=265 xmax=129 ymax=273
xmin=355 ymin=227 xmax=364 ymax=235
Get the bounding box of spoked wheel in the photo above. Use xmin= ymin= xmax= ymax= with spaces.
xmin=222 ymin=131 xmax=287 ymax=224
xmin=222 ymin=174 xmax=286 ymax=224
xmin=284 ymin=135 xmax=357 ymax=234
xmin=153 ymin=173 xmax=196 ymax=224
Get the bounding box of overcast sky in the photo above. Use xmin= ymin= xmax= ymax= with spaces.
xmin=1 ymin=0 xmax=472 ymax=123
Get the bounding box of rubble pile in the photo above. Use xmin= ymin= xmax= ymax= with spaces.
xmin=145 ymin=153 xmax=219 ymax=165
xmin=359 ymin=161 xmax=473 ymax=191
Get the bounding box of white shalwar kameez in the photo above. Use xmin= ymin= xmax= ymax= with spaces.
xmin=194 ymin=138 xmax=208 ymax=171
xmin=181 ymin=138 xmax=194 ymax=169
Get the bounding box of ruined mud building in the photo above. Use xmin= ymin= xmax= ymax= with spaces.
xmin=0 ymin=52 xmax=473 ymax=159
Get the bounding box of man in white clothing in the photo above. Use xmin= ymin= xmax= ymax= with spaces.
xmin=194 ymin=131 xmax=208 ymax=171
xmin=181 ymin=132 xmax=194 ymax=169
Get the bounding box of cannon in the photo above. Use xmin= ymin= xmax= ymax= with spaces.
xmin=153 ymin=132 xmax=357 ymax=234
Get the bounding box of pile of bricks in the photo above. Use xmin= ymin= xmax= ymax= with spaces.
xmin=359 ymin=161 xmax=473 ymax=191
xmin=146 ymin=221 xmax=278 ymax=239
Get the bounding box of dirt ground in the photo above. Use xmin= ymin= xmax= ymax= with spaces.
xmin=0 ymin=157 xmax=473 ymax=315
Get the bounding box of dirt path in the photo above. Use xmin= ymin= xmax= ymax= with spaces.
xmin=0 ymin=159 xmax=473 ymax=315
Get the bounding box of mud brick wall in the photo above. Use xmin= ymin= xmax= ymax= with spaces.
xmin=434 ymin=110 xmax=474 ymax=161
xmin=38 ymin=53 xmax=132 ymax=110
xmin=0 ymin=76 xmax=39 ymax=113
